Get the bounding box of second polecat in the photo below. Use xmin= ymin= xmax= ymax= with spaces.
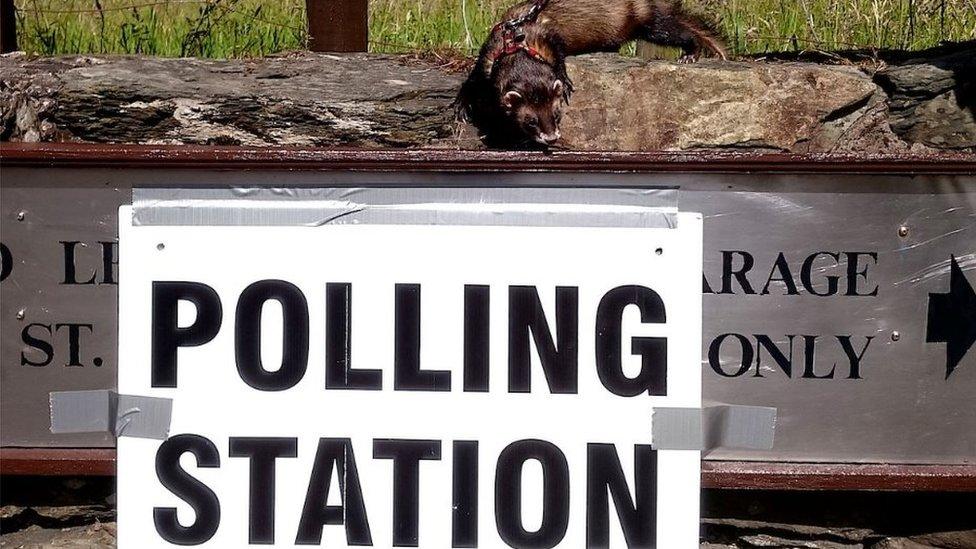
xmin=457 ymin=0 xmax=727 ymax=147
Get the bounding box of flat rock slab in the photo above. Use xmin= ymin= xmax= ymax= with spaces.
xmin=564 ymin=57 xmax=886 ymax=152
xmin=1 ymin=49 xmax=973 ymax=153
xmin=1 ymin=54 xmax=466 ymax=148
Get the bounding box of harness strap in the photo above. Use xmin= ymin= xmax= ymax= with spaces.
xmin=491 ymin=36 xmax=551 ymax=64
xmin=487 ymin=0 xmax=553 ymax=66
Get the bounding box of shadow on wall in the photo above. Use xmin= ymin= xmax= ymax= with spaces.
xmin=2 ymin=477 xmax=975 ymax=545
xmin=871 ymin=40 xmax=973 ymax=149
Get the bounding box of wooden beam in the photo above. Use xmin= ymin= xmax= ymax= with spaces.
xmin=2 ymin=143 xmax=975 ymax=175
xmin=635 ymin=42 xmax=678 ymax=61
xmin=1 ymin=448 xmax=116 ymax=476
xmin=701 ymin=461 xmax=976 ymax=492
xmin=4 ymin=448 xmax=975 ymax=491
xmin=1 ymin=0 xmax=16 ymax=54
xmin=306 ymin=0 xmax=368 ymax=53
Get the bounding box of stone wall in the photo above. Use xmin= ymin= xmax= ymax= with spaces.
xmin=2 ymin=44 xmax=973 ymax=153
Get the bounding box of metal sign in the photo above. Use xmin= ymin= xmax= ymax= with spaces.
xmin=693 ymin=180 xmax=976 ymax=464
xmin=116 ymin=209 xmax=704 ymax=547
xmin=2 ymin=182 xmax=123 ymax=448
xmin=1 ymin=151 xmax=974 ymax=473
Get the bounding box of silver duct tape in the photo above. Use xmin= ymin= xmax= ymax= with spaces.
xmin=50 ymin=390 xmax=172 ymax=440
xmin=651 ymin=407 xmax=703 ymax=451
xmin=652 ymin=405 xmax=777 ymax=451
xmin=49 ymin=390 xmax=113 ymax=434
xmin=132 ymin=186 xmax=679 ymax=228
xmin=115 ymin=394 xmax=173 ymax=439
xmin=706 ymin=404 xmax=777 ymax=452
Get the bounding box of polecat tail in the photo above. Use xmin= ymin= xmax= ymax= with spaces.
xmin=644 ymin=1 xmax=728 ymax=60
xmin=686 ymin=11 xmax=728 ymax=59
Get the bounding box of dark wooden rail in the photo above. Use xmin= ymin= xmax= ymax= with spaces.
xmin=2 ymin=143 xmax=975 ymax=174
xmin=3 ymin=448 xmax=975 ymax=491
xmin=1 ymin=0 xmax=16 ymax=54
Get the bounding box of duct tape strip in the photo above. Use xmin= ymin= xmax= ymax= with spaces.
xmin=651 ymin=405 xmax=777 ymax=452
xmin=132 ymin=186 xmax=679 ymax=228
xmin=50 ymin=390 xmax=172 ymax=440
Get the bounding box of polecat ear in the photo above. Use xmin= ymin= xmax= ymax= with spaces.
xmin=501 ymin=90 xmax=523 ymax=109
xmin=552 ymin=80 xmax=564 ymax=98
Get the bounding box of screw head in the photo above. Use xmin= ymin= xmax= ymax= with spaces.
xmin=891 ymin=331 xmax=901 ymax=342
xmin=898 ymin=226 xmax=909 ymax=237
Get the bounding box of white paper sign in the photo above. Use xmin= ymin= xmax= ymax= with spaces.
xmin=118 ymin=209 xmax=703 ymax=548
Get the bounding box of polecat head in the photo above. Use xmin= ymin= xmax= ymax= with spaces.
xmin=494 ymin=53 xmax=565 ymax=147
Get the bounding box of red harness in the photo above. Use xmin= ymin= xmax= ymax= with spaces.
xmin=487 ymin=0 xmax=552 ymax=66
xmin=491 ymin=33 xmax=550 ymax=65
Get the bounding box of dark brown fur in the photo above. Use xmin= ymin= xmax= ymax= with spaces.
xmin=457 ymin=0 xmax=726 ymax=147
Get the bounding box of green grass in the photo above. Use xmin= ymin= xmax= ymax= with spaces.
xmin=13 ymin=0 xmax=976 ymax=58
xmin=15 ymin=0 xmax=307 ymax=57
xmin=705 ymin=0 xmax=976 ymax=53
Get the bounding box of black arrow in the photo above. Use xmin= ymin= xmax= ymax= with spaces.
xmin=926 ymin=255 xmax=976 ymax=379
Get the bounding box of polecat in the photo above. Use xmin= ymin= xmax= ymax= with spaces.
xmin=457 ymin=0 xmax=727 ymax=147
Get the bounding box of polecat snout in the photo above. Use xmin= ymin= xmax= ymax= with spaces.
xmin=457 ymin=0 xmax=727 ymax=148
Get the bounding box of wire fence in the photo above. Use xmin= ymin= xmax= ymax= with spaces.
xmin=12 ymin=0 xmax=976 ymax=59
xmin=20 ymin=1 xmax=209 ymax=14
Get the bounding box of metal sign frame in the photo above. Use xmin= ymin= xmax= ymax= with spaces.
xmin=2 ymin=142 xmax=975 ymax=492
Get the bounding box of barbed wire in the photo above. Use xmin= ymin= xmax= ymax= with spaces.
xmin=21 ymin=0 xmax=308 ymax=33
xmin=18 ymin=0 xmax=211 ymax=14
xmin=212 ymin=3 xmax=306 ymax=32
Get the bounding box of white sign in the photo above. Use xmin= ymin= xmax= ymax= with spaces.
xmin=118 ymin=209 xmax=703 ymax=548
